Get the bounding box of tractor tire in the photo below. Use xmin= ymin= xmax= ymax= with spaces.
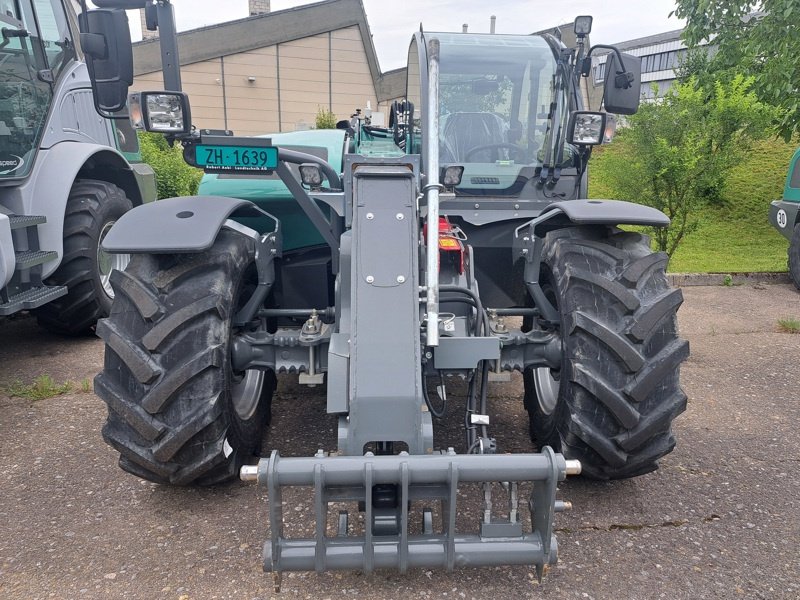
xmin=94 ymin=228 xmax=275 ymax=486
xmin=36 ymin=179 xmax=133 ymax=335
xmin=523 ymin=226 xmax=688 ymax=480
xmin=788 ymin=223 xmax=800 ymax=290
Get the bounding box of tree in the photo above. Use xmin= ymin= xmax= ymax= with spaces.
xmin=673 ymin=0 xmax=800 ymax=141
xmin=601 ymin=76 xmax=775 ymax=256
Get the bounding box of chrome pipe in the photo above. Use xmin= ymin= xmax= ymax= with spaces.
xmin=425 ymin=38 xmax=441 ymax=346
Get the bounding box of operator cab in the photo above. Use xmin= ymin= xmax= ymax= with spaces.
xmin=0 ymin=0 xmax=77 ymax=180
xmin=406 ymin=32 xmax=576 ymax=197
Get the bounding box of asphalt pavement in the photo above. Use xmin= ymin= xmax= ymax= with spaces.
xmin=0 ymin=283 xmax=798 ymax=599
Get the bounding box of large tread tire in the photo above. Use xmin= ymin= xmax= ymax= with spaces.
xmin=35 ymin=179 xmax=133 ymax=335
xmin=523 ymin=226 xmax=688 ymax=480
xmin=788 ymin=223 xmax=800 ymax=290
xmin=94 ymin=228 xmax=275 ymax=486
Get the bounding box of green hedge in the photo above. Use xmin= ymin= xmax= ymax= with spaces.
xmin=139 ymin=132 xmax=203 ymax=200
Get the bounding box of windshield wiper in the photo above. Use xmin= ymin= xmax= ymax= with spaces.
xmin=539 ymin=48 xmax=572 ymax=188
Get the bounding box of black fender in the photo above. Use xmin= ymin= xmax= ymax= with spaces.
xmin=101 ymin=195 xmax=276 ymax=253
xmin=514 ymin=199 xmax=669 ymax=322
xmin=538 ymin=199 xmax=669 ymax=232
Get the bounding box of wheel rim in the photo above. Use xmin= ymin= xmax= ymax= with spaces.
xmin=534 ymin=277 xmax=562 ymax=416
xmin=533 ymin=367 xmax=560 ymax=415
xmin=231 ymin=369 xmax=265 ymax=421
xmin=97 ymin=221 xmax=130 ymax=299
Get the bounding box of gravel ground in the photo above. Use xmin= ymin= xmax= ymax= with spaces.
xmin=0 ymin=283 xmax=798 ymax=599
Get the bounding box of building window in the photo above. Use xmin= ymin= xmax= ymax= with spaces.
xmin=594 ymin=61 xmax=606 ymax=84
xmin=639 ymin=50 xmax=687 ymax=74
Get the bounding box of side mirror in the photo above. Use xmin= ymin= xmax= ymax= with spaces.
xmin=567 ymin=111 xmax=607 ymax=146
xmin=128 ymin=91 xmax=192 ymax=135
xmin=78 ymin=9 xmax=133 ymax=114
xmin=603 ymin=51 xmax=641 ymax=115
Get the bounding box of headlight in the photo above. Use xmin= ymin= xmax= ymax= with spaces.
xmin=128 ymin=91 xmax=192 ymax=135
xmin=567 ymin=111 xmax=607 ymax=146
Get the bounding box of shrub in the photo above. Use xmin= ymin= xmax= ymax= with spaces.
xmin=138 ymin=132 xmax=203 ymax=199
xmin=315 ymin=107 xmax=337 ymax=130
xmin=598 ymin=76 xmax=776 ymax=256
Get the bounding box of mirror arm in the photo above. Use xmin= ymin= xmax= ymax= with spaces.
xmin=155 ymin=2 xmax=181 ymax=91
xmin=585 ymin=44 xmax=634 ymax=88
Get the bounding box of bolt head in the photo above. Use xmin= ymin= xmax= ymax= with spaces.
xmin=366 ymin=275 xmax=375 ymax=283
xmin=396 ymin=213 xmax=405 ymax=220
xmin=366 ymin=212 xmax=374 ymax=220
xmin=397 ymin=275 xmax=406 ymax=283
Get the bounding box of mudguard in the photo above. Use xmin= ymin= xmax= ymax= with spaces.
xmin=769 ymin=199 xmax=800 ymax=242
xmin=541 ymin=199 xmax=670 ymax=228
xmin=10 ymin=141 xmax=150 ymax=278
xmin=101 ymin=195 xmax=274 ymax=253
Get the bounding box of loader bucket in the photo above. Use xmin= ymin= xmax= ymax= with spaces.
xmin=242 ymin=447 xmax=578 ymax=584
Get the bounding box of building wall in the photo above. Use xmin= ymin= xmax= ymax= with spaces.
xmin=133 ymin=25 xmax=379 ymax=136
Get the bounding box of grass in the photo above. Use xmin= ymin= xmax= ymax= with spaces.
xmin=590 ymin=136 xmax=796 ymax=273
xmin=5 ymin=375 xmax=94 ymax=401
xmin=777 ymin=317 xmax=800 ymax=333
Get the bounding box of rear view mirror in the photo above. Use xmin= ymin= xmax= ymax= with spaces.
xmin=78 ymin=9 xmax=133 ymax=114
xmin=603 ymin=51 xmax=641 ymax=115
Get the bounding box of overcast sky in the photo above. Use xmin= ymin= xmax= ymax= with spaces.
xmin=125 ymin=0 xmax=684 ymax=71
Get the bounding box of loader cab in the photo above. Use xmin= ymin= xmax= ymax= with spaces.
xmin=0 ymin=0 xmax=78 ymax=180
xmin=405 ymin=32 xmax=577 ymax=197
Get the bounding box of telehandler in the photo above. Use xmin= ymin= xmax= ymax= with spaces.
xmin=82 ymin=2 xmax=687 ymax=584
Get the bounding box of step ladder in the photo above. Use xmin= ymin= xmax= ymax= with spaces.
xmin=0 ymin=214 xmax=66 ymax=316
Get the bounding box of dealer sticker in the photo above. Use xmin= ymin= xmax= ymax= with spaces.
xmin=777 ymin=209 xmax=788 ymax=228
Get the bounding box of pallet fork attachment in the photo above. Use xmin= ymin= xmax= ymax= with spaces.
xmin=242 ymin=448 xmax=580 ymax=588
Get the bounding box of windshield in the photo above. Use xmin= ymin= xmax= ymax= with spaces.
xmin=0 ymin=0 xmax=70 ymax=179
xmin=435 ymin=33 xmax=571 ymax=195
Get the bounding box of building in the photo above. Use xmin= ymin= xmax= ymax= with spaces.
xmin=133 ymin=0 xmax=403 ymax=135
xmin=131 ymin=1 xmax=707 ymax=135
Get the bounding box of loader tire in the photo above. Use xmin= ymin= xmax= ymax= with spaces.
xmin=523 ymin=226 xmax=688 ymax=479
xmin=94 ymin=228 xmax=275 ymax=485
xmin=788 ymin=223 xmax=800 ymax=290
xmin=36 ymin=180 xmax=133 ymax=335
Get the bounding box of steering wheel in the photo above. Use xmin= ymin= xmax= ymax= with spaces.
xmin=464 ymin=143 xmax=525 ymax=162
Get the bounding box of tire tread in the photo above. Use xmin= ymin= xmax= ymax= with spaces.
xmin=525 ymin=227 xmax=688 ymax=479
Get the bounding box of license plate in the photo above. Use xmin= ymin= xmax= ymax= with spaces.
xmin=195 ymin=144 xmax=278 ymax=172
